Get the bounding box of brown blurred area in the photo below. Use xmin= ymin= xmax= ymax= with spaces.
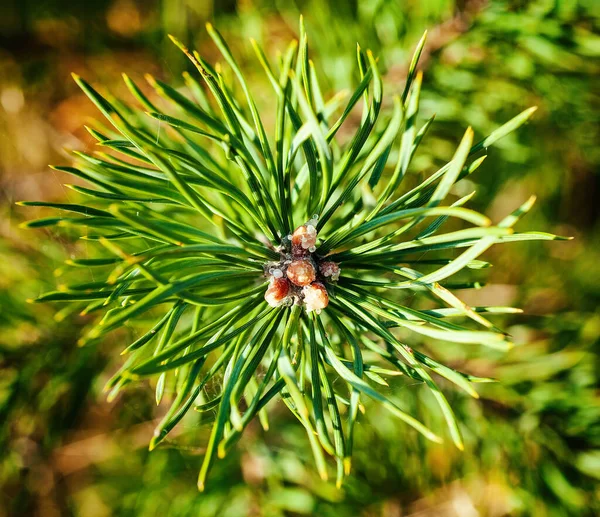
xmin=1 ymin=1 xmax=161 ymax=207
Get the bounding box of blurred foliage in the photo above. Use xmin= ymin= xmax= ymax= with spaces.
xmin=0 ymin=0 xmax=598 ymax=516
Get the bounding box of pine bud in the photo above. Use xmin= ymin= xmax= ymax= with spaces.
xmin=291 ymin=223 xmax=317 ymax=254
xmin=319 ymin=261 xmax=340 ymax=282
xmin=302 ymin=282 xmax=329 ymax=313
xmin=286 ymin=259 xmax=316 ymax=287
xmin=264 ymin=277 xmax=291 ymax=307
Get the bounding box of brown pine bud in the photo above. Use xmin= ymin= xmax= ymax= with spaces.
xmin=264 ymin=277 xmax=290 ymax=307
xmin=319 ymin=261 xmax=340 ymax=282
xmin=286 ymin=259 xmax=316 ymax=287
xmin=291 ymin=223 xmax=317 ymax=254
xmin=302 ymin=282 xmax=329 ymax=313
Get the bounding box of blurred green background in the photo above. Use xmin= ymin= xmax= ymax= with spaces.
xmin=1 ymin=0 xmax=599 ymax=515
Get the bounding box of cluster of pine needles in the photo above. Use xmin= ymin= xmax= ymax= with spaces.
xmin=20 ymin=21 xmax=567 ymax=490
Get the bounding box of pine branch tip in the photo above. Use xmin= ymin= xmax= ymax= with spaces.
xmin=18 ymin=26 xmax=558 ymax=490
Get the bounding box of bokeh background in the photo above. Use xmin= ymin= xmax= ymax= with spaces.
xmin=1 ymin=1 xmax=599 ymax=515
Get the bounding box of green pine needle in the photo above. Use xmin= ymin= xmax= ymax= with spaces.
xmin=21 ymin=22 xmax=564 ymax=490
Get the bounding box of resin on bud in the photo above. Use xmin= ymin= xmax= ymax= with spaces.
xmin=286 ymin=259 xmax=316 ymax=287
xmin=319 ymin=261 xmax=340 ymax=282
xmin=268 ymin=267 xmax=284 ymax=279
xmin=264 ymin=277 xmax=291 ymax=307
xmin=302 ymin=282 xmax=329 ymax=313
xmin=291 ymin=217 xmax=318 ymax=254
